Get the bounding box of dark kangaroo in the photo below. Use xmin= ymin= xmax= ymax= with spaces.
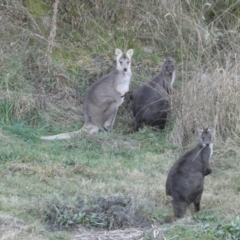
xmin=132 ymin=55 xmax=176 ymax=131
xmin=165 ymin=126 xmax=215 ymax=218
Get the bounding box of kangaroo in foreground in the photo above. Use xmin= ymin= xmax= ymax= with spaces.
xmin=132 ymin=55 xmax=176 ymax=131
xmin=165 ymin=126 xmax=215 ymax=218
xmin=40 ymin=48 xmax=134 ymax=140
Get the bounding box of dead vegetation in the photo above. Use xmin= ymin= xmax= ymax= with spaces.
xmin=73 ymin=227 xmax=145 ymax=240
xmin=170 ymin=56 xmax=240 ymax=147
xmin=0 ymin=213 xmax=26 ymax=231
xmin=6 ymin=161 xmax=97 ymax=179
xmin=40 ymin=194 xmax=157 ymax=231
xmin=0 ymin=213 xmax=42 ymax=240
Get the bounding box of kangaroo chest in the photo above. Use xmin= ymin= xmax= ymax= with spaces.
xmin=171 ymin=71 xmax=176 ymax=87
xmin=115 ymin=73 xmax=131 ymax=96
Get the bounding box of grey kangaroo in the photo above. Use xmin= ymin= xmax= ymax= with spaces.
xmin=132 ymin=55 xmax=176 ymax=131
xmin=40 ymin=48 xmax=134 ymax=140
xmin=165 ymin=126 xmax=215 ymax=218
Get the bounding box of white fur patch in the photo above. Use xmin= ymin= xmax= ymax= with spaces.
xmin=40 ymin=132 xmax=71 ymax=140
xmin=117 ymin=97 xmax=124 ymax=107
xmin=114 ymin=48 xmax=133 ymax=104
xmin=115 ymin=72 xmax=131 ymax=97
xmin=209 ymin=143 xmax=213 ymax=158
xmin=171 ymin=71 xmax=176 ymax=87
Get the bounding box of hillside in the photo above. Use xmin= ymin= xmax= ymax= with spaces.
xmin=1 ymin=0 xmax=240 ymax=239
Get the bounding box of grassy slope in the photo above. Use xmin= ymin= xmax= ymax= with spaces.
xmin=1 ymin=0 xmax=240 ymax=239
xmin=1 ymin=122 xmax=240 ymax=239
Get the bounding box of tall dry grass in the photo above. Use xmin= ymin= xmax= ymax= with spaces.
xmin=167 ymin=1 xmax=240 ymax=149
xmin=170 ymin=56 xmax=240 ymax=147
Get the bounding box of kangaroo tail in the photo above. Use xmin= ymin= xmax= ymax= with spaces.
xmin=40 ymin=129 xmax=82 ymax=140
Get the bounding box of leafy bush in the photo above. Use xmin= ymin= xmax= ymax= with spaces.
xmin=200 ymin=217 xmax=240 ymax=240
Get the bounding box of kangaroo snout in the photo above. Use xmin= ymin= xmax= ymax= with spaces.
xmin=206 ymin=143 xmax=210 ymax=147
xmin=123 ymin=68 xmax=127 ymax=72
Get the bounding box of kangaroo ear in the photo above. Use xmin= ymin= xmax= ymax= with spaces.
xmin=115 ymin=48 xmax=122 ymax=57
xmin=197 ymin=126 xmax=203 ymax=135
xmin=207 ymin=126 xmax=215 ymax=135
xmin=126 ymin=49 xmax=134 ymax=59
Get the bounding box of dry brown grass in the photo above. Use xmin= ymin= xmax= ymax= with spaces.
xmin=73 ymin=226 xmax=145 ymax=240
xmin=0 ymin=213 xmax=46 ymax=240
xmin=43 ymin=0 xmax=59 ymax=75
xmin=170 ymin=56 xmax=240 ymax=147
xmin=6 ymin=162 xmax=97 ymax=179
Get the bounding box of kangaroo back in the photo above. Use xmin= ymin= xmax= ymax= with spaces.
xmin=165 ymin=126 xmax=215 ymax=218
xmin=132 ymin=55 xmax=176 ymax=131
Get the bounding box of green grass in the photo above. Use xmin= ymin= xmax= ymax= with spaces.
xmin=0 ymin=123 xmax=175 ymax=237
xmin=1 ymin=0 xmax=240 ymax=238
xmin=164 ymin=216 xmax=240 ymax=240
xmin=1 ymin=121 xmax=240 ymax=239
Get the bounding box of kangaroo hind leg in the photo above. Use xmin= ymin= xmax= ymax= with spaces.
xmin=193 ymin=194 xmax=202 ymax=212
xmin=103 ymin=102 xmax=118 ymax=131
xmin=172 ymin=198 xmax=188 ymax=218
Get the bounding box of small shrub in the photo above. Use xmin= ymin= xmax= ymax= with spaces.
xmin=40 ymin=194 xmax=161 ymax=230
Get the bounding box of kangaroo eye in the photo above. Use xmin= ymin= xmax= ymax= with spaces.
xmin=202 ymin=137 xmax=205 ymax=141
xmin=120 ymin=60 xmax=123 ymax=64
xmin=127 ymin=61 xmax=130 ymax=64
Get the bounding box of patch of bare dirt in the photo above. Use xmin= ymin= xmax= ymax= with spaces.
xmin=72 ymin=226 xmax=145 ymax=240
xmin=72 ymin=225 xmax=167 ymax=240
xmin=0 ymin=213 xmax=26 ymax=229
xmin=0 ymin=213 xmax=27 ymax=239
xmin=0 ymin=213 xmax=46 ymax=240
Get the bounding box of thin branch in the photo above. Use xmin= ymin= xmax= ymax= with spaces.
xmin=44 ymin=0 xmax=59 ymax=74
